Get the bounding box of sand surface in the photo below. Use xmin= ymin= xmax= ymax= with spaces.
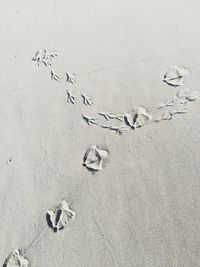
xmin=1 ymin=0 xmax=200 ymax=266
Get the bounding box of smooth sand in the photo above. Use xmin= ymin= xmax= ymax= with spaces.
xmin=1 ymin=0 xmax=200 ymax=266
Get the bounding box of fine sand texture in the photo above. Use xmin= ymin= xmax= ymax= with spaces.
xmin=1 ymin=0 xmax=200 ymax=266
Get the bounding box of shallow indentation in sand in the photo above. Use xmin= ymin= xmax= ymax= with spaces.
xmin=46 ymin=200 xmax=76 ymax=233
xmin=99 ymin=112 xmax=124 ymax=122
xmin=50 ymin=70 xmax=60 ymax=81
xmin=6 ymin=157 xmax=13 ymax=164
xmin=82 ymin=114 xmax=98 ymax=126
xmin=177 ymin=88 xmax=200 ymax=101
xmin=32 ymin=49 xmax=58 ymax=67
xmin=124 ymin=107 xmax=152 ymax=129
xmin=81 ymin=93 xmax=93 ymax=106
xmin=101 ymin=124 xmax=129 ymax=134
xmin=163 ymin=65 xmax=189 ymax=86
xmin=66 ymin=72 xmax=76 ymax=84
xmin=83 ymin=145 xmax=109 ymax=172
xmin=3 ymin=249 xmax=29 ymax=267
xmin=66 ymin=89 xmax=76 ymax=104
xmin=155 ymin=88 xmax=199 ymax=122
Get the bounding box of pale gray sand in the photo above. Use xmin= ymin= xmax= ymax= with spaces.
xmin=1 ymin=0 xmax=200 ymax=266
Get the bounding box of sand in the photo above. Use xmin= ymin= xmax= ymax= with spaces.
xmin=1 ymin=0 xmax=200 ymax=266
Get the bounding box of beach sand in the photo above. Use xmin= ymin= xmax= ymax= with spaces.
xmin=1 ymin=0 xmax=200 ymax=266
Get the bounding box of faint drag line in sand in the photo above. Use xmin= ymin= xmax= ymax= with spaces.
xmin=24 ymin=226 xmax=50 ymax=256
xmin=2 ymin=44 xmax=200 ymax=96
xmin=77 ymin=45 xmax=200 ymax=76
xmin=0 ymin=80 xmax=52 ymax=96
xmin=92 ymin=217 xmax=122 ymax=267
